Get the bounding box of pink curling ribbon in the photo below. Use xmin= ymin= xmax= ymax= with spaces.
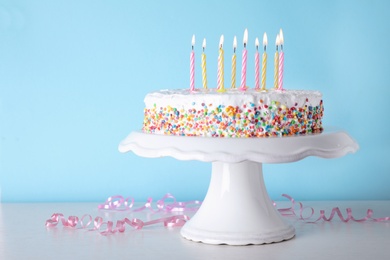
xmin=46 ymin=193 xmax=200 ymax=235
xmin=97 ymin=193 xmax=201 ymax=212
xmin=277 ymin=194 xmax=390 ymax=222
xmin=46 ymin=193 xmax=389 ymax=236
xmin=45 ymin=213 xmax=190 ymax=236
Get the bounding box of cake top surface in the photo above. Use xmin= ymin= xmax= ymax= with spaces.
xmin=146 ymin=88 xmax=321 ymax=96
xmin=145 ymin=88 xmax=322 ymax=108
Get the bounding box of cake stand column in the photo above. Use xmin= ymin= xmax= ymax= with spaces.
xmin=180 ymin=161 xmax=295 ymax=245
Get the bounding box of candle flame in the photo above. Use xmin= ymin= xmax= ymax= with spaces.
xmin=243 ymin=29 xmax=248 ymax=46
xmin=279 ymin=29 xmax=284 ymax=45
xmin=255 ymin=37 xmax=259 ymax=48
xmin=263 ymin=33 xmax=268 ymax=47
xmin=233 ymin=36 xmax=237 ymax=49
xmin=202 ymin=38 xmax=206 ymax=49
xmin=276 ymin=34 xmax=280 ymax=46
xmin=219 ymin=35 xmax=224 ymax=48
xmin=191 ymin=35 xmax=195 ymax=47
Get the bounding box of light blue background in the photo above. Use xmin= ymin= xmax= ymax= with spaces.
xmin=0 ymin=0 xmax=389 ymax=202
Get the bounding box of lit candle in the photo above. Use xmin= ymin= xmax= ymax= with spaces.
xmin=255 ymin=37 xmax=260 ymax=90
xmin=201 ymin=38 xmax=208 ymax=89
xmin=274 ymin=34 xmax=280 ymax=90
xmin=231 ymin=36 xmax=237 ymax=89
xmin=261 ymin=32 xmax=268 ymax=91
xmin=217 ymin=35 xmax=225 ymax=92
xmin=278 ymin=29 xmax=284 ymax=91
xmin=190 ymin=35 xmax=195 ymax=92
xmin=240 ymin=29 xmax=248 ymax=91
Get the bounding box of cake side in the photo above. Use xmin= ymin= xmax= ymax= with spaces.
xmin=143 ymin=89 xmax=323 ymax=137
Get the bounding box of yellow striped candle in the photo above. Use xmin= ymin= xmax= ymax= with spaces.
xmin=217 ymin=35 xmax=225 ymax=92
xmin=231 ymin=36 xmax=237 ymax=89
xmin=273 ymin=34 xmax=280 ymax=90
xmin=201 ymin=38 xmax=208 ymax=89
xmin=261 ymin=33 xmax=268 ymax=91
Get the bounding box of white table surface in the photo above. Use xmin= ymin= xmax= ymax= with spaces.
xmin=1 ymin=200 xmax=389 ymax=260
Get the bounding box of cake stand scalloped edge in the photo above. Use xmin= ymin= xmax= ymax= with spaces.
xmin=118 ymin=128 xmax=359 ymax=164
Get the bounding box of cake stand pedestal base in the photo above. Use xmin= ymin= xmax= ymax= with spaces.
xmin=180 ymin=161 xmax=295 ymax=245
xmin=119 ymin=129 xmax=359 ymax=246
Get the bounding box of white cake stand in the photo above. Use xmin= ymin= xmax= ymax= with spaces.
xmin=118 ymin=128 xmax=358 ymax=245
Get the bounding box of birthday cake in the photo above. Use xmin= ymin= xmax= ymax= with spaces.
xmin=142 ymin=29 xmax=323 ymax=138
xmin=142 ymin=89 xmax=323 ymax=137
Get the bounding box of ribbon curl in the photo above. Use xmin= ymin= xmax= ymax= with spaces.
xmin=277 ymin=194 xmax=390 ymax=222
xmin=45 ymin=212 xmax=190 ymax=236
xmin=97 ymin=193 xmax=201 ymax=212
xmin=46 ymin=193 xmax=389 ymax=235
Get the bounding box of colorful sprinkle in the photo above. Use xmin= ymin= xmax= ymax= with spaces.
xmin=143 ymin=98 xmax=323 ymax=138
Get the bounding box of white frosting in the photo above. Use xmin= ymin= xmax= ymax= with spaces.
xmin=145 ymin=89 xmax=322 ymax=109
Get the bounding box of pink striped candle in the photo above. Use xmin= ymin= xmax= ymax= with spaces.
xmin=255 ymin=37 xmax=260 ymax=90
xmin=217 ymin=35 xmax=225 ymax=92
xmin=190 ymin=35 xmax=195 ymax=92
xmin=239 ymin=29 xmax=248 ymax=91
xmin=201 ymin=38 xmax=208 ymax=89
xmin=278 ymin=29 xmax=284 ymax=91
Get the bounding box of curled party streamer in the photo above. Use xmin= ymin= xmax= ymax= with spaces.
xmin=97 ymin=193 xmax=201 ymax=212
xmin=46 ymin=213 xmax=190 ymax=235
xmin=46 ymin=193 xmax=390 ymax=235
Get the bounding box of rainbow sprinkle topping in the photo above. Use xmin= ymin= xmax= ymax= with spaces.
xmin=142 ymin=89 xmax=323 ymax=138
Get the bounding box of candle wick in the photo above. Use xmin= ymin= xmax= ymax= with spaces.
xmin=264 ymin=46 xmax=266 ymax=52
xmin=276 ymin=45 xmax=278 ymax=51
xmin=203 ymin=47 xmax=205 ymax=52
xmin=192 ymin=46 xmax=194 ymax=51
xmin=234 ymin=47 xmax=236 ymax=53
xmin=280 ymin=44 xmax=283 ymax=51
xmin=256 ymin=46 xmax=258 ymax=51
xmin=244 ymin=43 xmax=247 ymax=48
